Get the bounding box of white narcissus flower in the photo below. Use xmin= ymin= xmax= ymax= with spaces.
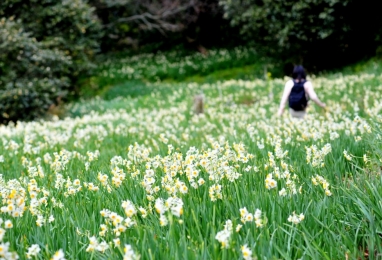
xmin=241 ymin=244 xmax=253 ymax=260
xmin=26 ymin=244 xmax=41 ymax=259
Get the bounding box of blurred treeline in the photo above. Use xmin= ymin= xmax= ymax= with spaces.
xmin=1 ymin=0 xmax=381 ymax=123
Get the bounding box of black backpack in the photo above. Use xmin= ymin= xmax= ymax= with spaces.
xmin=289 ymin=80 xmax=308 ymax=111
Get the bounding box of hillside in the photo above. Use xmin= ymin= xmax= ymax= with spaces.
xmin=1 ymin=55 xmax=382 ymax=259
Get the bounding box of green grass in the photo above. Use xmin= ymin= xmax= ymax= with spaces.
xmin=1 ymin=52 xmax=382 ymax=259
xmin=78 ymin=46 xmax=279 ymax=99
xmin=166 ymin=64 xmax=268 ymax=84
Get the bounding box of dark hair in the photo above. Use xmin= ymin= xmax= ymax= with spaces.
xmin=292 ymin=65 xmax=306 ymax=80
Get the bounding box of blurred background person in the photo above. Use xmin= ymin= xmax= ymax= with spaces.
xmin=277 ymin=65 xmax=326 ymax=118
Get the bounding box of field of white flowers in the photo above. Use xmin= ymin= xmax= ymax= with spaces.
xmin=96 ymin=47 xmax=260 ymax=82
xmin=1 ymin=61 xmax=382 ymax=259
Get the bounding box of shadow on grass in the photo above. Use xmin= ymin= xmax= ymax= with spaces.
xmin=100 ymin=63 xmax=275 ymax=100
xmin=101 ymin=80 xmax=179 ymax=101
xmin=102 ymin=80 xmax=151 ymax=100
xmin=164 ymin=63 xmax=268 ymax=84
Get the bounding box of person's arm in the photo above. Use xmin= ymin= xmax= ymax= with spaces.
xmin=277 ymin=80 xmax=293 ymax=116
xmin=304 ymin=81 xmax=326 ymax=108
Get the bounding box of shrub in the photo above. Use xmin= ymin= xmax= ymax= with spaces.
xmin=0 ymin=0 xmax=101 ymax=123
xmin=0 ymin=18 xmax=71 ymax=123
xmin=219 ymin=0 xmax=382 ymax=70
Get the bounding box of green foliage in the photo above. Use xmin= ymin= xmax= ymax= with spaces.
xmin=0 ymin=0 xmax=101 ymax=123
xmin=1 ymin=0 xmax=102 ymax=76
xmin=219 ymin=0 xmax=382 ymax=69
xmin=0 ymin=18 xmax=71 ymax=123
xmin=220 ymin=0 xmax=347 ymax=47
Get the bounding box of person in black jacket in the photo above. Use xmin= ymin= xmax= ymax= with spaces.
xmin=277 ymin=65 xmax=326 ymax=118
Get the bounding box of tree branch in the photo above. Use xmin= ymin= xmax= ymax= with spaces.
xmin=103 ymin=0 xmax=197 ymax=35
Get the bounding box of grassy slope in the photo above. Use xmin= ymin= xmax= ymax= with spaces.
xmin=1 ymin=51 xmax=382 ymax=259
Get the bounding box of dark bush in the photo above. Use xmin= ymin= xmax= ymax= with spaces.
xmin=89 ymin=0 xmax=239 ymax=52
xmin=219 ymin=0 xmax=382 ymax=71
xmin=0 ymin=0 xmax=101 ymax=123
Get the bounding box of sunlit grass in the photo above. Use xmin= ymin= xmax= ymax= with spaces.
xmin=1 ymin=55 xmax=382 ymax=259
